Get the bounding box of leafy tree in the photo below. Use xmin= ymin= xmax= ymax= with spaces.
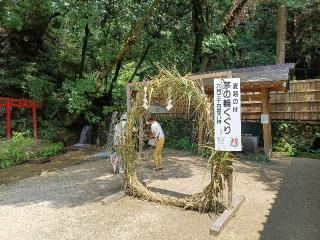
xmin=0 ymin=0 xmax=319 ymax=142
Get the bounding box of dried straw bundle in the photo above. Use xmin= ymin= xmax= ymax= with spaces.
xmin=119 ymin=68 xmax=233 ymax=213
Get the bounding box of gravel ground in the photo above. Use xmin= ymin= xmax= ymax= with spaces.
xmin=0 ymin=150 xmax=319 ymax=240
xmin=0 ymin=146 xmax=100 ymax=185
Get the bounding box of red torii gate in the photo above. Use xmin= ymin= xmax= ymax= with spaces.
xmin=0 ymin=97 xmax=41 ymax=142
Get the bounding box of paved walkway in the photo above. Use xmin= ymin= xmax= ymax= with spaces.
xmin=0 ymin=150 xmax=319 ymax=240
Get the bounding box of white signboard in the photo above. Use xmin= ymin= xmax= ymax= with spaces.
xmin=214 ymin=78 xmax=242 ymax=151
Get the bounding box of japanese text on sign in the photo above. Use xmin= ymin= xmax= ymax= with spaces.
xmin=214 ymin=78 xmax=242 ymax=151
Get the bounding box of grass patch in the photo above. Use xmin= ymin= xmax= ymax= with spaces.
xmin=290 ymin=151 xmax=320 ymax=159
xmin=0 ymin=132 xmax=63 ymax=169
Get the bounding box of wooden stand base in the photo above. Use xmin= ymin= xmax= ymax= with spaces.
xmin=210 ymin=195 xmax=245 ymax=236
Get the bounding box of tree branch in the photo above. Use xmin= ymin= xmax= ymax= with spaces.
xmin=223 ymin=0 xmax=249 ymax=35
xmin=79 ymin=21 xmax=90 ymax=78
xmin=128 ymin=42 xmax=153 ymax=83
xmin=106 ymin=58 xmax=123 ymax=101
xmin=96 ymin=0 xmax=160 ymax=91
xmin=191 ymin=0 xmax=205 ymax=73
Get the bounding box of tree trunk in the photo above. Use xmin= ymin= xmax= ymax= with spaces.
xmin=79 ymin=22 xmax=90 ymax=78
xmin=106 ymin=58 xmax=123 ymax=102
xmin=223 ymin=0 xmax=248 ymax=35
xmin=203 ymin=56 xmax=214 ymax=72
xmin=129 ymin=42 xmax=152 ymax=83
xmin=276 ymin=4 xmax=287 ymax=64
xmin=191 ymin=0 xmax=205 ymax=73
xmin=97 ymin=0 xmax=160 ymax=90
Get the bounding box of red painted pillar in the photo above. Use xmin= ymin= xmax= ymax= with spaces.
xmin=32 ymin=101 xmax=38 ymax=142
xmin=6 ymin=101 xmax=11 ymax=139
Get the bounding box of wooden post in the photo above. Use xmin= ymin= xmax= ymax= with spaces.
xmin=227 ymin=71 xmax=234 ymax=208
xmin=5 ymin=101 xmax=11 ymax=139
xmin=32 ymin=101 xmax=38 ymax=143
xmin=227 ymin=170 xmax=234 ymax=208
xmin=126 ymin=84 xmax=131 ymax=112
xmin=197 ymin=112 xmax=204 ymax=154
xmin=262 ymin=89 xmax=272 ymax=158
xmin=138 ymin=117 xmax=144 ymax=156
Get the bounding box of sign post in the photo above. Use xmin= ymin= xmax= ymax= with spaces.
xmin=214 ymin=78 xmax=241 ymax=209
xmin=214 ymin=78 xmax=242 ymax=152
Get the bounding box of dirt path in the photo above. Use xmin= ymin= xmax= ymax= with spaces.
xmin=0 ymin=150 xmax=319 ymax=240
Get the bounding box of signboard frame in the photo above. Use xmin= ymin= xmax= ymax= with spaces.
xmin=214 ymin=78 xmax=242 ymax=152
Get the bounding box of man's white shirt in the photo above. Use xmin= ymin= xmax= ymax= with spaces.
xmin=151 ymin=121 xmax=164 ymax=138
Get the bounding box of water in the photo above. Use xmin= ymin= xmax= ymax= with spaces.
xmin=79 ymin=125 xmax=92 ymax=144
xmin=91 ymin=151 xmax=110 ymax=158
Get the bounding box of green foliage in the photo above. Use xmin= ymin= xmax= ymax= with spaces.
xmin=0 ymin=132 xmax=63 ymax=169
xmin=157 ymin=117 xmax=197 ymax=151
xmin=37 ymin=142 xmax=64 ymax=158
xmin=159 ymin=117 xmax=195 ymax=138
xmin=296 ymin=151 xmax=320 ymax=159
xmin=166 ymin=137 xmax=197 ymax=151
xmin=38 ymin=120 xmax=74 ymax=144
xmin=1 ymin=0 xmax=320 ymax=144
xmin=273 ymin=121 xmax=320 ymax=157
xmin=63 ymin=72 xmax=102 ymax=113
xmin=0 ymin=132 xmax=34 ymax=168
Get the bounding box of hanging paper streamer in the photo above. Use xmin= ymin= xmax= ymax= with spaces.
xmin=143 ymin=86 xmax=149 ymax=110
xmin=166 ymin=88 xmax=173 ymax=111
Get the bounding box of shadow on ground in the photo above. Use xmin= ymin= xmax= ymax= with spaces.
xmin=0 ymin=160 xmax=122 ymax=208
xmin=237 ymin=155 xmax=320 ymax=240
xmin=0 ymin=149 xmax=204 ymax=209
xmin=258 ymin=157 xmax=320 ymax=240
xmin=137 ymin=149 xmax=207 ymax=182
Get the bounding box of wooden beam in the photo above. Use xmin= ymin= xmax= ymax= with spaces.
xmin=240 ymin=81 xmax=287 ymax=92
xmin=241 ymin=93 xmax=263 ymax=101
xmin=186 ymin=71 xmax=232 ymax=81
xmin=197 ymin=112 xmax=204 ymax=154
xmin=210 ymin=195 xmax=245 ymax=236
xmin=261 ymin=89 xmax=272 ymax=158
xmin=126 ymin=84 xmax=131 ymax=112
xmin=203 ymin=81 xmax=287 ymax=95
xmin=138 ymin=117 xmax=144 ymax=155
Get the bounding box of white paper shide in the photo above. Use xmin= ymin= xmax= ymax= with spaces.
xmin=214 ymin=78 xmax=242 ymax=151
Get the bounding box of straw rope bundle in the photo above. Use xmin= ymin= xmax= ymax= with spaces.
xmin=118 ymin=68 xmax=233 ymax=213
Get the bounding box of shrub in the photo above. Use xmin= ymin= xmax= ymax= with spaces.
xmin=0 ymin=132 xmax=34 ymax=168
xmin=273 ymin=121 xmax=320 ymax=157
xmin=36 ymin=142 xmax=64 ymax=157
xmin=157 ymin=117 xmax=197 ymax=151
xmin=0 ymin=132 xmax=63 ymax=169
xmin=166 ymin=136 xmax=197 ymax=151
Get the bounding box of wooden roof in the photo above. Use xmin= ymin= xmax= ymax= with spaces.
xmin=128 ymin=63 xmax=295 ymax=95
xmin=187 ymin=63 xmax=295 ymax=93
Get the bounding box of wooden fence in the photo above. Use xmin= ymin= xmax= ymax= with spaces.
xmin=242 ymin=79 xmax=320 ymax=121
xmin=152 ymin=79 xmax=320 ymax=122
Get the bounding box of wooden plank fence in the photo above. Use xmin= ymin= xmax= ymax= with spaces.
xmin=242 ymin=79 xmax=320 ymax=121
xmin=151 ymin=79 xmax=320 ymax=122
